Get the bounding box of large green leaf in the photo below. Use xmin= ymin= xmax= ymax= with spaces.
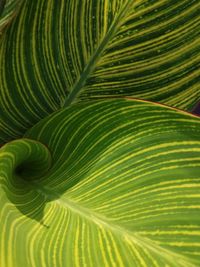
xmin=1 ymin=98 xmax=200 ymax=266
xmin=1 ymin=0 xmax=200 ymax=143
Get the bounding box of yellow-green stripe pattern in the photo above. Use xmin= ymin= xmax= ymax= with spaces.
xmin=1 ymin=0 xmax=200 ymax=143
xmin=1 ymin=98 xmax=200 ymax=266
xmin=0 ymin=0 xmax=22 ymax=34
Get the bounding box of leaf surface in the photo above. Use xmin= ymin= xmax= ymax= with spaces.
xmin=1 ymin=98 xmax=200 ymax=266
xmin=0 ymin=0 xmax=22 ymax=34
xmin=1 ymin=0 xmax=200 ymax=142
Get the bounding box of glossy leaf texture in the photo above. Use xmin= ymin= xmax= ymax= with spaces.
xmin=0 ymin=0 xmax=22 ymax=34
xmin=1 ymin=98 xmax=200 ymax=267
xmin=1 ymin=0 xmax=200 ymax=143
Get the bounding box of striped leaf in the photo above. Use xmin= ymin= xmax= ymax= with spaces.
xmin=1 ymin=0 xmax=200 ymax=143
xmin=0 ymin=0 xmax=22 ymax=34
xmin=1 ymin=98 xmax=200 ymax=266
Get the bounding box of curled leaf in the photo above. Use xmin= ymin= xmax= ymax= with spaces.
xmin=1 ymin=99 xmax=200 ymax=266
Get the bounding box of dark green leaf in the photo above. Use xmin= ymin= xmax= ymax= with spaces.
xmin=1 ymin=0 xmax=200 ymax=143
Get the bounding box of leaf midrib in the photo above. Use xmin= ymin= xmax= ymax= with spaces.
xmin=35 ymin=183 xmax=196 ymax=267
xmin=63 ymin=0 xmax=133 ymax=107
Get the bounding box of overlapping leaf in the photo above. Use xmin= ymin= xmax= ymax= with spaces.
xmin=1 ymin=99 xmax=200 ymax=266
xmin=1 ymin=0 xmax=200 ymax=143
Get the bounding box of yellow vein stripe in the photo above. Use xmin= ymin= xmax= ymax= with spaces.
xmin=1 ymin=0 xmax=200 ymax=143
xmin=0 ymin=0 xmax=22 ymax=34
xmin=1 ymin=99 xmax=200 ymax=266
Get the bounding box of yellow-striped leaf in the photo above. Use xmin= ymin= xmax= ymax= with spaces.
xmin=0 ymin=0 xmax=22 ymax=34
xmin=1 ymin=99 xmax=200 ymax=266
xmin=1 ymin=0 xmax=200 ymax=143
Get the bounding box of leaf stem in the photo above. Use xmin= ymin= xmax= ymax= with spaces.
xmin=62 ymin=0 xmax=133 ymax=107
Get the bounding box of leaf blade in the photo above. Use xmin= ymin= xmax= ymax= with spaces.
xmin=1 ymin=98 xmax=200 ymax=266
xmin=1 ymin=0 xmax=200 ymax=143
xmin=0 ymin=0 xmax=22 ymax=34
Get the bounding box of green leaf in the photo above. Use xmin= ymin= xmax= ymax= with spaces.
xmin=0 ymin=0 xmax=22 ymax=34
xmin=1 ymin=0 xmax=200 ymax=143
xmin=1 ymin=99 xmax=200 ymax=266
